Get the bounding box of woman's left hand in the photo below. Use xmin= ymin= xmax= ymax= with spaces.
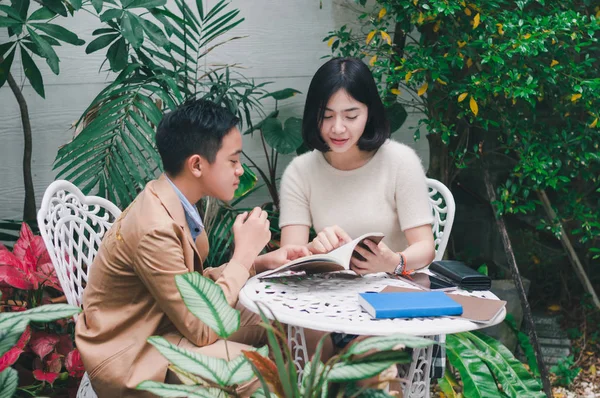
xmin=350 ymin=240 xmax=400 ymax=275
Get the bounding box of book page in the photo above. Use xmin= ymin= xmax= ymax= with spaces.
xmin=326 ymin=232 xmax=384 ymax=267
xmin=258 ymin=232 xmax=384 ymax=278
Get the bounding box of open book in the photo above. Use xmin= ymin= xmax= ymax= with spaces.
xmin=259 ymin=232 xmax=384 ymax=278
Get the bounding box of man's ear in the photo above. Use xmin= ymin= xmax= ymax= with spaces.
xmin=188 ymin=154 xmax=203 ymax=178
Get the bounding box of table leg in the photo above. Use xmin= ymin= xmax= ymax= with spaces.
xmin=398 ymin=335 xmax=435 ymax=398
xmin=287 ymin=324 xmax=309 ymax=382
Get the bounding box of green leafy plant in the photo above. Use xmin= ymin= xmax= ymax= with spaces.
xmin=444 ymin=331 xmax=544 ymax=397
xmin=244 ymin=305 xmax=432 ymax=398
xmin=243 ymin=88 xmax=305 ymax=212
xmin=0 ymin=0 xmax=86 ymax=221
xmin=325 ymin=0 xmax=600 ymax=303
xmin=504 ymin=313 xmax=540 ymax=377
xmin=550 ymin=355 xmax=581 ymax=387
xmin=53 ymin=0 xmax=268 ymax=208
xmin=137 ymin=271 xmax=434 ymax=397
xmin=136 ymin=272 xmax=268 ymax=397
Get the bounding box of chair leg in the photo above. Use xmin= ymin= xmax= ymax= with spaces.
xmin=287 ymin=324 xmax=309 ymax=383
xmin=399 ymin=336 xmax=434 ymax=398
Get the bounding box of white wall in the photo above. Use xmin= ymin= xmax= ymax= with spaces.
xmin=0 ymin=0 xmax=429 ymax=219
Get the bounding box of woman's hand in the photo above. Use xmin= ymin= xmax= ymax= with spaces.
xmin=254 ymin=245 xmax=311 ymax=273
xmin=307 ymin=225 xmax=352 ymax=254
xmin=350 ymin=240 xmax=400 ymax=275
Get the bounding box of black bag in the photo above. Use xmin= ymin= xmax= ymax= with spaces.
xmin=429 ymin=260 xmax=491 ymax=291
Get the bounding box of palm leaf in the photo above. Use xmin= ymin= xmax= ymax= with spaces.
xmin=175 ymin=272 xmax=240 ymax=338
xmin=0 ymin=219 xmax=22 ymax=246
xmin=54 ymin=83 xmax=164 ymax=208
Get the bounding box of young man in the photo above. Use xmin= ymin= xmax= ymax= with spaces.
xmin=75 ymin=99 xmax=309 ymax=396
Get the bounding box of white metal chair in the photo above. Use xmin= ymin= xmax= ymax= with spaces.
xmin=399 ymin=178 xmax=455 ymax=397
xmin=426 ymin=178 xmax=455 ymax=261
xmin=37 ymin=180 xmax=121 ymax=398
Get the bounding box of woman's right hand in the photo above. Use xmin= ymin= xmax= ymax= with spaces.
xmin=307 ymin=225 xmax=352 ymax=254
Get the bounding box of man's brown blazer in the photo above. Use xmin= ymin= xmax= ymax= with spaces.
xmin=75 ymin=175 xmax=252 ymax=396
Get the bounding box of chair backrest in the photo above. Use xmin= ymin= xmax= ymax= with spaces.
xmin=426 ymin=178 xmax=455 ymax=261
xmin=37 ymin=180 xmax=121 ymax=321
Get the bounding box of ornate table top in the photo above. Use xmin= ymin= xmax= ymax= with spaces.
xmin=239 ymin=271 xmax=505 ymax=336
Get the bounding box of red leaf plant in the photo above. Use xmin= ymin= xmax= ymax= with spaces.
xmin=0 ymin=223 xmax=60 ymax=292
xmin=65 ymin=349 xmax=85 ymax=379
xmin=33 ymin=369 xmax=60 ymax=385
xmin=30 ymin=331 xmax=61 ymax=360
xmin=0 ymin=224 xmax=83 ymax=393
xmin=0 ymin=326 xmax=31 ymax=372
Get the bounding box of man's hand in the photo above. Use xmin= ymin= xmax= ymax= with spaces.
xmin=350 ymin=240 xmax=400 ymax=275
xmin=254 ymin=245 xmax=311 ymax=273
xmin=307 ymin=225 xmax=352 ymax=254
xmin=231 ymin=207 xmax=271 ymax=270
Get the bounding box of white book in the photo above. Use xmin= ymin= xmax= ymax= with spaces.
xmin=259 ymin=232 xmax=384 ymax=278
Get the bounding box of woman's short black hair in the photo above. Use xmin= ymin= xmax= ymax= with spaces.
xmin=302 ymin=57 xmax=390 ymax=152
xmin=156 ymin=99 xmax=239 ymax=175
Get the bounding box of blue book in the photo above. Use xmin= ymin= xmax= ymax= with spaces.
xmin=358 ymin=291 xmax=463 ymax=319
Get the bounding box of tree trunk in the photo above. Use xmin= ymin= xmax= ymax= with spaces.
xmin=7 ymin=72 xmax=36 ymax=222
xmin=426 ymin=133 xmax=449 ymax=185
xmin=537 ymin=189 xmax=600 ymax=309
xmin=483 ymin=166 xmax=553 ymax=398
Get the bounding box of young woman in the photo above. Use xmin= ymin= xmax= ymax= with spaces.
xmin=279 ymin=57 xmax=435 ymax=275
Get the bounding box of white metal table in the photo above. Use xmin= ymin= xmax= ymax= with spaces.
xmin=239 ymin=271 xmax=505 ymax=398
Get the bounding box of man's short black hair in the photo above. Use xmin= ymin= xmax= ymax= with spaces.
xmin=302 ymin=57 xmax=390 ymax=152
xmin=155 ymin=99 xmax=239 ymax=175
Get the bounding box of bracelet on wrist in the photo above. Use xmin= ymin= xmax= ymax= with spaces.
xmin=393 ymin=252 xmax=405 ymax=275
xmin=393 ymin=252 xmax=413 ymax=276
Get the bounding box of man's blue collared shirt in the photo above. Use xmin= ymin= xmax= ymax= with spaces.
xmin=166 ymin=177 xmax=204 ymax=241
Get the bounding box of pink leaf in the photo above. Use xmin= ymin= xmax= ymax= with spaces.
xmin=0 ymin=250 xmax=22 ymax=269
xmin=45 ymin=352 xmax=63 ymax=374
xmin=13 ymin=223 xmax=45 ymax=276
xmin=0 ymin=265 xmax=34 ymax=290
xmin=56 ymin=335 xmax=74 ymax=356
xmin=15 ymin=325 xmax=32 ymax=350
xmin=13 ymin=223 xmax=35 ymax=261
xmin=34 ymin=262 xmax=62 ymax=292
xmin=0 ymin=243 xmax=37 ymax=290
xmin=29 ymin=331 xmax=60 ymax=360
xmin=0 ymin=347 xmax=23 ymax=373
xmin=31 ymin=235 xmax=49 ymax=260
xmin=0 ymin=326 xmax=31 ymax=372
xmin=65 ymin=349 xmax=85 ymax=379
xmin=33 ymin=369 xmax=60 ymax=384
